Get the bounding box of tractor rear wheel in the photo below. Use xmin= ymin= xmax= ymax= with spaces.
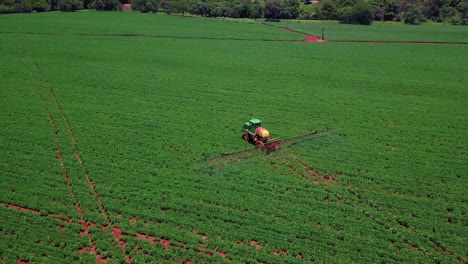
xmin=242 ymin=132 xmax=249 ymax=141
xmin=255 ymin=140 xmax=265 ymax=149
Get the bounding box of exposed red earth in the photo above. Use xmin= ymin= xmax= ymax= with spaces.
xmin=22 ymin=56 xmax=107 ymax=264
xmin=3 ymin=200 xmax=305 ymax=260
xmin=0 ymin=203 xmax=40 ymax=215
xmin=25 ymin=53 xmax=133 ymax=263
xmin=1 ymin=202 xmax=232 ymax=261
xmin=280 ymin=27 xmax=326 ymax=42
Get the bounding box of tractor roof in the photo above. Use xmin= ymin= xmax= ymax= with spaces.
xmin=250 ymin=119 xmax=262 ymax=124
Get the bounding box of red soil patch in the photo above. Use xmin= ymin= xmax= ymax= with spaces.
xmin=53 ymin=216 xmax=72 ymax=223
xmin=274 ymin=249 xmax=280 ymax=256
xmin=2 ymin=202 xmax=229 ymax=262
xmin=280 ymin=27 xmax=326 ymax=42
xmin=249 ymin=240 xmax=261 ymax=250
xmin=135 ymin=234 xmax=170 ymax=250
xmin=0 ymin=203 xmax=41 ymax=215
xmin=17 ymin=260 xmax=28 ymax=264
xmin=196 ymin=233 xmax=207 ymax=240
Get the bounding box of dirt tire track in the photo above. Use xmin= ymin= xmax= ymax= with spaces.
xmin=27 ymin=51 xmax=131 ymax=264
xmin=270 ymin=152 xmax=461 ymax=263
xmin=19 ymin=28 xmax=129 ymax=263
xmin=22 ymin=55 xmax=105 ymax=264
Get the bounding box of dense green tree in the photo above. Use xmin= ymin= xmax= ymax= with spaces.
xmin=165 ymin=0 xmax=189 ymax=14
xmin=58 ymin=0 xmax=82 ymax=11
xmin=457 ymin=0 xmax=468 ymax=24
xmin=32 ymin=0 xmax=50 ymax=11
xmin=90 ymin=0 xmax=120 ymax=10
xmin=315 ymin=0 xmax=339 ymax=20
xmin=132 ymin=0 xmax=157 ymax=12
xmin=298 ymin=3 xmax=316 ymax=19
xmin=403 ymin=3 xmax=425 ymax=24
xmin=340 ymin=0 xmax=374 ymax=24
xmin=369 ymin=0 xmax=398 ymax=20
xmin=264 ymin=0 xmax=285 ymax=18
xmin=190 ymin=1 xmax=210 ymax=16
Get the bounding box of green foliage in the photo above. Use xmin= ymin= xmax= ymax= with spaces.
xmin=403 ymin=3 xmax=425 ymax=25
xmin=90 ymin=0 xmax=120 ymax=10
xmin=297 ymin=3 xmax=315 ymax=19
xmin=458 ymin=0 xmax=468 ymax=24
xmin=339 ymin=0 xmax=374 ymax=25
xmin=131 ymin=0 xmax=157 ymax=13
xmin=369 ymin=0 xmax=398 ymax=21
xmin=315 ymin=0 xmax=339 ymax=20
xmin=0 ymin=0 xmax=33 ymax=13
xmin=164 ymin=0 xmax=188 ymax=14
xmin=58 ymin=0 xmax=82 ymax=11
xmin=264 ymin=0 xmax=284 ymax=18
xmin=32 ymin=0 xmax=50 ymax=11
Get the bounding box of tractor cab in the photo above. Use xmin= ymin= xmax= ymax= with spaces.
xmin=244 ymin=119 xmax=262 ymax=133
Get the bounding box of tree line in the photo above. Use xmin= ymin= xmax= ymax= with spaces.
xmin=1 ymin=0 xmax=467 ymax=25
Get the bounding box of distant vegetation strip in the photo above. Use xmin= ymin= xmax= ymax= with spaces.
xmin=1 ymin=0 xmax=467 ymax=26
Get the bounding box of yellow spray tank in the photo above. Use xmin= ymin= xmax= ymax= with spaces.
xmin=255 ymin=127 xmax=270 ymax=138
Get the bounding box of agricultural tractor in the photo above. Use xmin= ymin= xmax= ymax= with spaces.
xmin=242 ymin=119 xmax=278 ymax=149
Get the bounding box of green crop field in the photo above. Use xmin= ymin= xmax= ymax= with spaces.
xmin=1 ymin=11 xmax=467 ymax=264
xmin=269 ymin=21 xmax=468 ymax=43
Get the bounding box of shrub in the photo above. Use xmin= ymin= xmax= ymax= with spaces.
xmin=131 ymin=0 xmax=157 ymax=13
xmin=58 ymin=0 xmax=82 ymax=11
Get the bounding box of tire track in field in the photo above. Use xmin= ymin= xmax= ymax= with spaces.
xmin=31 ymin=58 xmax=131 ymax=264
xmin=19 ymin=30 xmax=130 ymax=263
xmin=272 ymin=152 xmax=462 ymax=263
xmin=0 ymin=202 xmax=228 ymax=262
xmin=21 ymin=56 xmax=106 ymax=264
